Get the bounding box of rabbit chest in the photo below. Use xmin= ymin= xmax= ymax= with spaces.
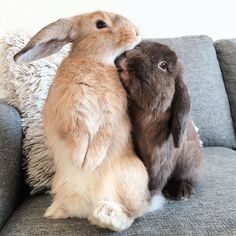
xmin=59 ymin=58 xmax=127 ymax=136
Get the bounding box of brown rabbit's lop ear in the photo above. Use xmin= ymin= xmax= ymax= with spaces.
xmin=171 ymin=71 xmax=190 ymax=148
xmin=14 ymin=18 xmax=74 ymax=63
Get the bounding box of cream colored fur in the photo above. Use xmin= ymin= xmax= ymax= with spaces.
xmin=14 ymin=11 xmax=162 ymax=231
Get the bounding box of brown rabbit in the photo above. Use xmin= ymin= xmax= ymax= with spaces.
xmin=116 ymin=41 xmax=202 ymax=200
xmin=14 ymin=12 xmax=162 ymax=231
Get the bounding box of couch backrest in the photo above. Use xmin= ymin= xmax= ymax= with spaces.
xmin=214 ymin=39 xmax=236 ymax=136
xmin=148 ymin=36 xmax=236 ymax=148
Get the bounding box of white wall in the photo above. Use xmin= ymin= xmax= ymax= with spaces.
xmin=0 ymin=0 xmax=235 ymax=98
xmin=0 ymin=0 xmax=235 ymax=39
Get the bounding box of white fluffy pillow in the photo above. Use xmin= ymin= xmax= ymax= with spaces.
xmin=0 ymin=31 xmax=69 ymax=194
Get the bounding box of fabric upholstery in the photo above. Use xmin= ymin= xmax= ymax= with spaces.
xmin=148 ymin=36 xmax=236 ymax=148
xmin=214 ymin=39 xmax=236 ymax=133
xmin=1 ymin=147 xmax=236 ymax=236
xmin=0 ymin=100 xmax=25 ymax=229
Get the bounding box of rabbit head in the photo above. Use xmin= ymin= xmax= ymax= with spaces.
xmin=14 ymin=11 xmax=140 ymax=64
xmin=116 ymin=41 xmax=190 ymax=148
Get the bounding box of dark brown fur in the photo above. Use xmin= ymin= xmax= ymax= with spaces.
xmin=116 ymin=41 xmax=202 ymax=200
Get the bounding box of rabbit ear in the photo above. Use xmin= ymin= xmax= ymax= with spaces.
xmin=14 ymin=18 xmax=74 ymax=63
xmin=171 ymin=71 xmax=190 ymax=148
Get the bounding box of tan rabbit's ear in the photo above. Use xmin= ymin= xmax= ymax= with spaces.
xmin=14 ymin=18 xmax=74 ymax=63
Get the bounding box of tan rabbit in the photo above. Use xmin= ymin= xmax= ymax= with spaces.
xmin=14 ymin=11 xmax=163 ymax=231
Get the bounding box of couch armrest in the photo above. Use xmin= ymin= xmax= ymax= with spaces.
xmin=0 ymin=100 xmax=27 ymax=229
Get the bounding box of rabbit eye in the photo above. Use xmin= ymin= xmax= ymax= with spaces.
xmin=158 ymin=61 xmax=168 ymax=72
xmin=96 ymin=20 xmax=107 ymax=29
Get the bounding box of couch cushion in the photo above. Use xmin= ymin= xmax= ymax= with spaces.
xmin=0 ymin=101 xmax=26 ymax=230
xmin=2 ymin=147 xmax=236 ymax=236
xmin=148 ymin=36 xmax=236 ymax=148
xmin=214 ymin=39 xmax=236 ymax=134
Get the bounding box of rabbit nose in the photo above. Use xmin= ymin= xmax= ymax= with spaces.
xmin=115 ymin=55 xmax=127 ymax=72
xmin=118 ymin=57 xmax=127 ymax=71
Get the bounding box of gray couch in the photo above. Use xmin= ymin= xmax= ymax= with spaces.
xmin=0 ymin=36 xmax=236 ymax=236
